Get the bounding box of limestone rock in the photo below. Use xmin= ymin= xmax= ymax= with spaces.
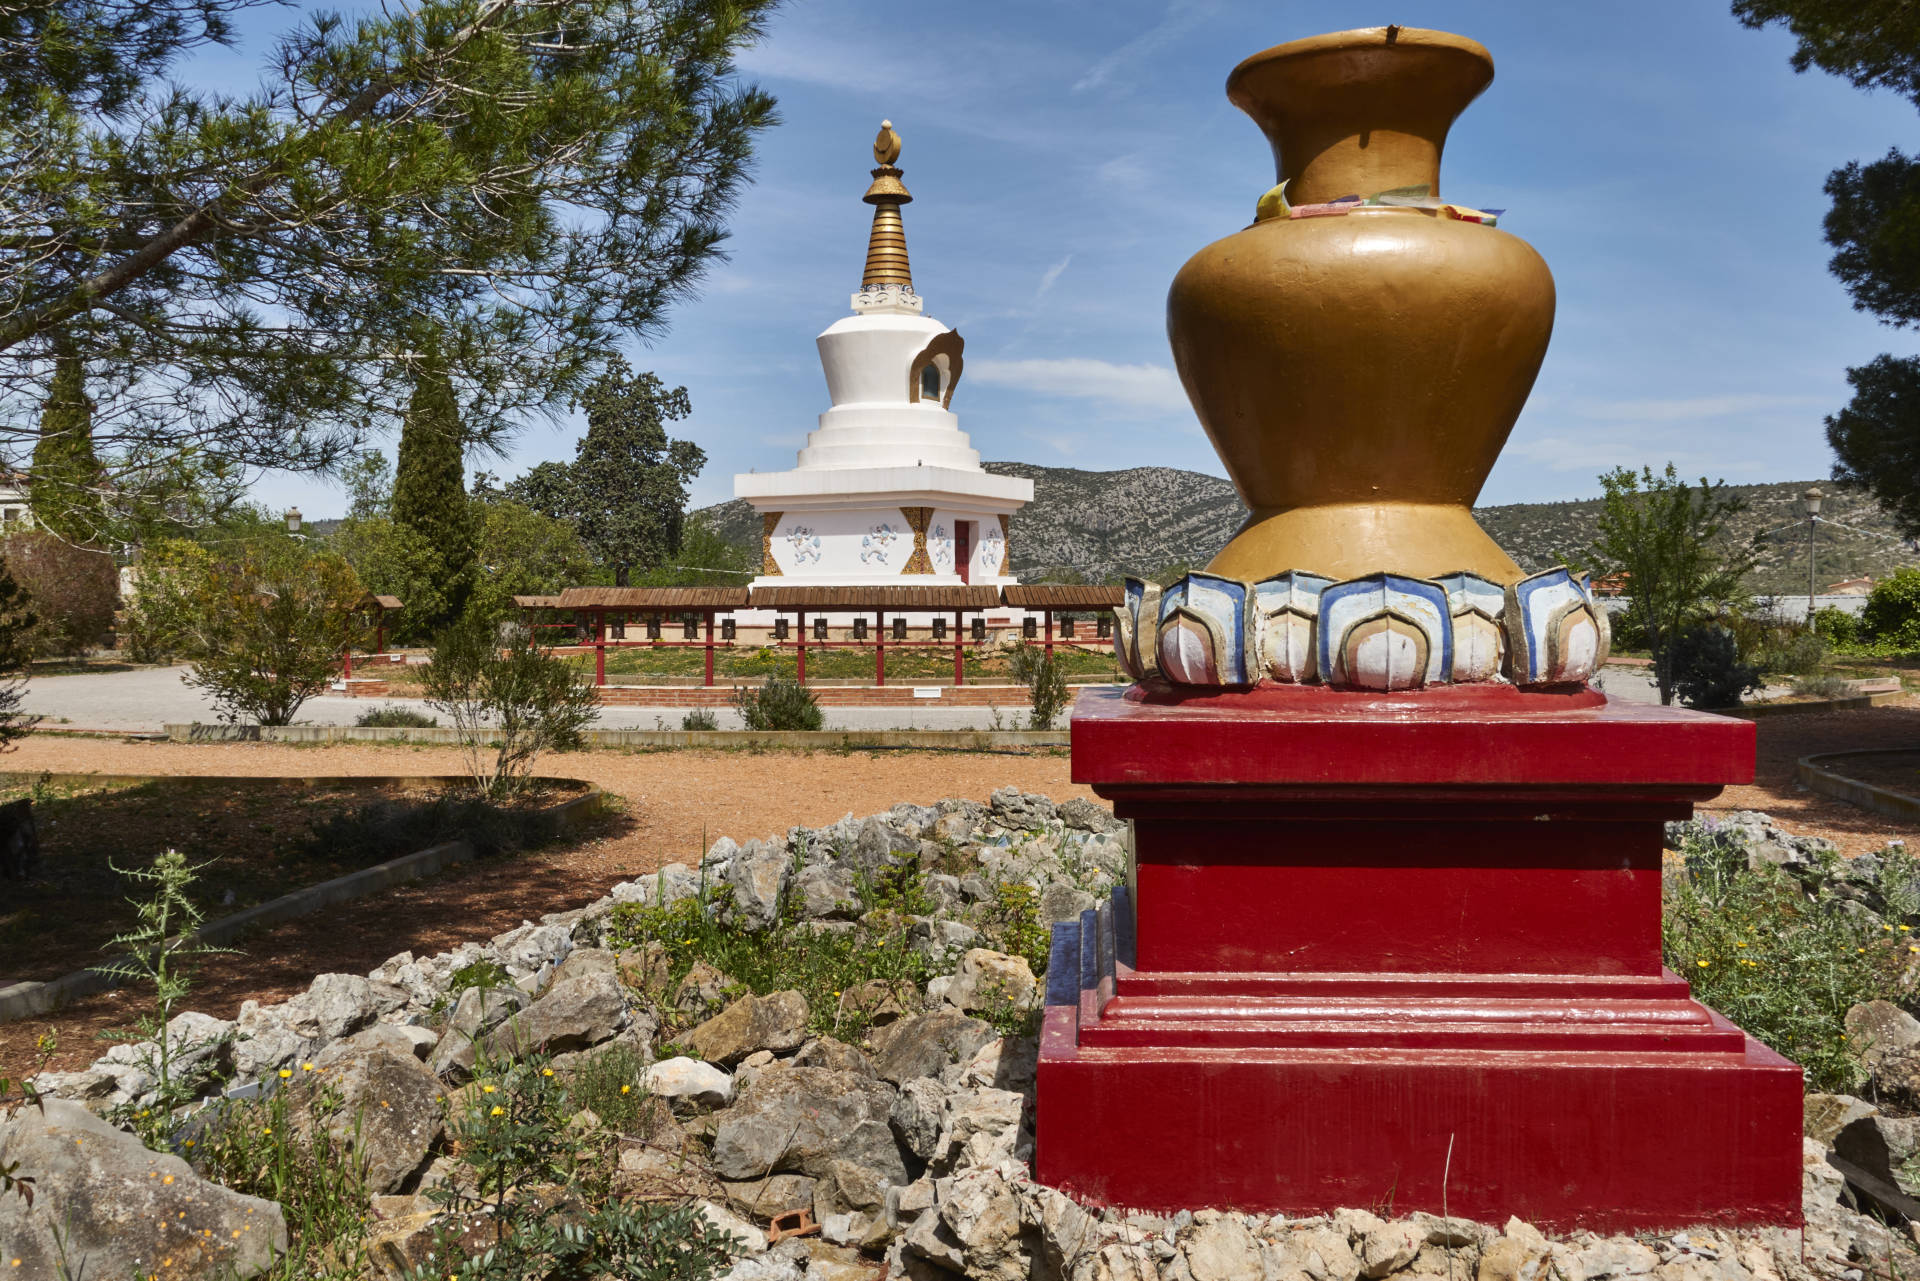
xmin=1288 ymin=1226 xmax=1362 ymax=1281
xmin=644 ymin=1056 xmax=734 ymax=1108
xmin=0 ymin=1097 xmax=289 ymax=1279
xmin=699 ymin=1200 xmax=769 ymax=1254
xmin=316 ymin=1022 xmax=436 ymax=1067
xmin=688 ymin=990 xmax=811 ymax=1066
xmin=1059 ymin=797 xmax=1118 ymax=832
xmin=289 ymin=972 xmax=399 ymax=1041
xmin=853 ymin=816 xmax=920 ymax=871
xmin=950 ymin=1035 xmax=1038 ymax=1093
xmin=1182 ymin=1214 xmax=1264 ymax=1281
xmin=674 ymin=960 xmax=736 ymax=1020
xmin=1478 ymin=1235 xmax=1551 ymax=1281
xmin=1577 ymin=1237 xmax=1661 ymax=1279
xmin=838 ymin=979 xmax=913 ymax=1030
xmin=1039 ymin=881 xmax=1097 ymax=928
xmin=234 ymin=998 xmax=320 ymax=1081
xmin=797 ymin=862 xmax=862 ymax=919
xmin=793 ymin=1036 xmax=876 ymax=1076
xmin=909 ymin=916 xmax=981 ymax=959
xmin=990 ymin=787 xmax=1057 ymax=829
xmin=617 ymin=942 xmax=672 ymax=993
xmin=479 ymin=966 xmax=628 ymax=1059
xmin=1805 ymin=1092 xmax=1880 ymax=1145
xmin=869 ymin=1008 xmax=998 ymax=1085
xmin=710 ymin=1065 xmax=909 ymax=1185
xmin=492 ymin=920 xmax=575 ymax=976
xmin=429 ymin=984 xmax=526 ymax=1076
xmin=722 ymin=1173 xmax=817 ymax=1219
xmin=890 ymin=1075 xmax=953 ymax=1162
xmin=932 ymin=1163 xmax=1030 ymax=1281
xmin=1360 ymin=1222 xmax=1425 ymax=1278
xmin=943 ymin=949 xmax=1038 ymax=1014
xmin=929 ymin=1087 xmax=1026 ymax=1174
xmin=728 ymin=838 xmax=793 ymax=931
xmin=1848 ymin=1000 xmax=1920 ymax=1072
xmin=292 ymin=1047 xmax=446 ymax=1194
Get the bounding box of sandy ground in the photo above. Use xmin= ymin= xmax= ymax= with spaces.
xmin=6 ymin=698 xmax=1920 ymax=1077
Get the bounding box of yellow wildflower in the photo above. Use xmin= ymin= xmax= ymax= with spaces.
xmin=490 ymin=1106 xmax=504 ymax=1117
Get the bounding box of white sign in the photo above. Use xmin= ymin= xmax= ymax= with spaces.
xmin=913 ymin=687 xmax=942 ymax=699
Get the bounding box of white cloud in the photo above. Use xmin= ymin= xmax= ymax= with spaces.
xmin=1072 ymin=0 xmax=1219 ymax=94
xmin=968 ymin=357 xmax=1191 ymax=414
xmin=1035 ymin=256 xmax=1072 ymax=298
xmin=1570 ymin=393 xmax=1828 ymax=423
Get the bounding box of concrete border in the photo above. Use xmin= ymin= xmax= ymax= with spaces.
xmin=0 ymin=777 xmax=605 ymax=1024
xmin=1712 ymin=690 xmax=1905 ymax=720
xmin=162 ymin=723 xmax=1071 ymax=750
xmin=1796 ymin=750 xmax=1920 ymax=823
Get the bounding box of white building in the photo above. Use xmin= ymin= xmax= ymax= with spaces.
xmin=734 ymin=121 xmax=1032 ymax=594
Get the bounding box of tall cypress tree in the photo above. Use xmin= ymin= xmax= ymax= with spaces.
xmin=31 ymin=340 xmax=105 ymax=543
xmin=392 ymin=344 xmax=477 ymax=628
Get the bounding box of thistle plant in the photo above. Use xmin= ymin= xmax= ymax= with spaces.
xmin=91 ymin=850 xmax=236 ymax=1142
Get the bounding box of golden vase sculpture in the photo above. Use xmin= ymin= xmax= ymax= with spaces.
xmin=1168 ymin=27 xmax=1555 ymax=585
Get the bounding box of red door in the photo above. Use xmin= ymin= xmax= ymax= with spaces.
xmin=956 ymin=522 xmax=972 ymax=584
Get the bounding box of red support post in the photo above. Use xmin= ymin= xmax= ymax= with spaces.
xmin=704 ymin=611 xmax=715 ymax=687
xmin=594 ymin=609 xmax=606 ymax=687
xmin=1045 ymin=609 xmax=1055 ymax=661
xmin=953 ymin=610 xmax=964 ymax=686
xmin=374 ymin=609 xmax=386 ymax=655
xmin=875 ymin=610 xmax=885 ymax=687
xmin=796 ymin=611 xmax=807 ymax=685
xmin=342 ymin=644 xmax=353 ymax=680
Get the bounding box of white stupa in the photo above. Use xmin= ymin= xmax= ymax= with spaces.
xmin=735 ymin=121 xmax=1032 ymax=590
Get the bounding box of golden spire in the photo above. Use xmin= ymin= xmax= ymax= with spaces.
xmin=861 ymin=119 xmax=913 ymax=291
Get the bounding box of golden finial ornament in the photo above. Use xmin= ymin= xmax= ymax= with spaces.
xmin=874 ymin=119 xmax=903 ymax=166
xmin=860 ymin=118 xmax=913 ymax=292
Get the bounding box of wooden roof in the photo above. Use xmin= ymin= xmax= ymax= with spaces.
xmin=1001 ymin=585 xmax=1124 ymax=608
xmin=749 ymin=585 xmax=1004 ymax=610
xmin=512 ymin=595 xmax=564 ymax=608
xmin=356 ymin=593 xmax=404 ymax=611
xmin=556 ymin=587 xmax=751 ymax=609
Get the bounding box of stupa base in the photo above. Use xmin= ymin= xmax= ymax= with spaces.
xmin=1035 ymin=895 xmax=1804 ymax=1230
xmin=1036 ymin=685 xmax=1803 ymax=1230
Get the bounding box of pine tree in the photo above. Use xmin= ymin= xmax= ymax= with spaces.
xmin=392 ymin=345 xmax=477 ymax=629
xmin=31 ymin=342 xmax=105 ymax=543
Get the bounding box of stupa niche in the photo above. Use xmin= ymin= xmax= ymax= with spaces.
xmin=734 ymin=121 xmax=1032 ymax=591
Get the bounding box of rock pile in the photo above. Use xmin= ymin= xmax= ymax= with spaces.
xmin=7 ymin=793 xmax=1911 ymax=1279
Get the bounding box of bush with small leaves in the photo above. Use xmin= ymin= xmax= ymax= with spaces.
xmin=353 ymin=704 xmax=438 ymax=728
xmin=1670 ymin=624 xmax=1763 ymax=709
xmin=730 ymin=675 xmax=822 ymax=731
xmin=681 ymin=708 xmax=718 ymax=731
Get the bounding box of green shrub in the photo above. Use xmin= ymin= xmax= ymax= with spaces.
xmin=730 ymin=675 xmax=822 ymax=731
xmin=566 ymin=1041 xmax=651 ymax=1131
xmin=1863 ymin=568 xmax=1920 ymax=651
xmin=446 ymin=958 xmax=512 ymax=997
xmin=424 ymin=614 xmax=600 ymax=796
xmin=1670 ymin=624 xmax=1762 ymax=708
xmin=980 ymin=881 xmax=1050 ymax=978
xmin=1795 ymin=673 xmax=1855 ymax=700
xmin=680 ymin=708 xmax=718 ymax=731
xmin=1733 ymin=617 xmax=1826 ymax=676
xmin=1663 ymin=827 xmax=1910 ymax=1092
xmin=353 ymin=704 xmax=438 ymax=728
xmin=1811 ymin=606 xmax=1861 ymax=647
xmin=1008 ymin=640 xmax=1070 ymax=730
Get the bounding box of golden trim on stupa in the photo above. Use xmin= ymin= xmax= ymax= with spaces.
xmin=861 ymin=120 xmax=913 ymax=290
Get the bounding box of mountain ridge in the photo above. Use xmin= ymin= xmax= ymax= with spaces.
xmin=695 ymin=463 xmax=1920 ymax=596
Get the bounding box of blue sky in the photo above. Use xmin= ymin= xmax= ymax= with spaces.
xmin=226 ymin=0 xmax=1920 ymax=517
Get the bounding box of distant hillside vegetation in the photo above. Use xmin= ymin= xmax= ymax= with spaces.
xmin=695 ymin=467 xmax=1920 ymax=596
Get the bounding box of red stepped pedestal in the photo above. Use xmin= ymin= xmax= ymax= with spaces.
xmin=1035 ymin=683 xmax=1804 ymax=1231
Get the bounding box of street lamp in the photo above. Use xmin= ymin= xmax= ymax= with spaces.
xmin=1802 ymin=486 xmax=1823 ymax=619
xmin=283 ymin=507 xmax=303 ymax=538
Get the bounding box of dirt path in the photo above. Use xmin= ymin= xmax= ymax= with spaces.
xmin=8 ymin=699 xmax=1920 ymax=1078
